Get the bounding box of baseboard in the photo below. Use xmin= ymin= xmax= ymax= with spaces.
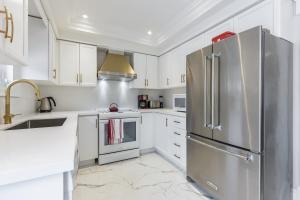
xmin=140 ymin=148 xmax=156 ymax=155
xmin=294 ymin=186 xmax=300 ymax=200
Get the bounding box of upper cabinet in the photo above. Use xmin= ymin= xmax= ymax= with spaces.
xmin=59 ymin=41 xmax=97 ymax=87
xmin=79 ymin=44 xmax=97 ymax=87
xmin=21 ymin=0 xmax=59 ymax=85
xmin=0 ymin=0 xmax=28 ymax=66
xmin=131 ymin=53 xmax=158 ymax=89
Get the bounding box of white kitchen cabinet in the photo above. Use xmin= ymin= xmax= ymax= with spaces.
xmin=59 ymin=41 xmax=79 ymax=86
xmin=0 ymin=0 xmax=28 ymax=66
xmin=145 ymin=55 xmax=158 ymax=89
xmin=234 ymin=0 xmax=276 ymax=35
xmin=168 ymin=116 xmax=186 ymax=169
xmin=132 ymin=53 xmax=147 ymax=88
xmin=79 ymin=44 xmax=97 ymax=87
xmin=48 ymin=23 xmax=58 ymax=84
xmin=78 ymin=115 xmax=98 ymax=162
xmin=158 ymin=52 xmax=172 ymax=89
xmin=59 ymin=41 xmax=97 ymax=87
xmin=132 ymin=53 xmax=158 ymax=89
xmin=140 ymin=113 xmax=154 ymax=150
xmin=154 ymin=113 xmax=170 ymax=154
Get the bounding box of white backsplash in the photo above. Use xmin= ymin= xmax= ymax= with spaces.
xmin=40 ymin=81 xmax=140 ymax=111
xmin=0 ymin=66 xmax=37 ymax=124
xmin=39 ymin=81 xmax=186 ymax=111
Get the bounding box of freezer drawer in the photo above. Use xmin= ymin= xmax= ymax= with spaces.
xmin=187 ymin=134 xmax=260 ymax=200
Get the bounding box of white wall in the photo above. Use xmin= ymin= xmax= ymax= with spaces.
xmin=279 ymin=0 xmax=300 ymax=196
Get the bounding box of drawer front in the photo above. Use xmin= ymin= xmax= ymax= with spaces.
xmin=187 ymin=135 xmax=260 ymax=200
xmin=171 ymin=116 xmax=186 ymax=130
xmin=170 ymin=128 xmax=186 ymax=164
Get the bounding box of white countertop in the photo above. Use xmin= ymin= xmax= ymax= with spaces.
xmin=0 ymin=111 xmax=84 ymax=186
xmin=139 ymin=109 xmax=186 ymax=118
xmin=0 ymin=109 xmax=184 ymax=186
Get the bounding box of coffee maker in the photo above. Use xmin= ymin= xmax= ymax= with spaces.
xmin=138 ymin=95 xmax=148 ymax=109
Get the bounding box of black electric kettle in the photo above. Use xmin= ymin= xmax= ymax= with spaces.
xmin=39 ymin=97 xmax=56 ymax=113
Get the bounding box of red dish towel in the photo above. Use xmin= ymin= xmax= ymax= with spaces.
xmin=108 ymin=119 xmax=115 ymax=145
xmin=107 ymin=119 xmax=124 ymax=145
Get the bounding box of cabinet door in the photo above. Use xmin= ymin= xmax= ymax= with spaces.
xmin=158 ymin=53 xmax=171 ymax=89
xmin=145 ymin=55 xmax=158 ymax=89
xmin=48 ymin=23 xmax=58 ymax=84
xmin=78 ymin=115 xmax=98 ymax=162
xmin=132 ymin=53 xmax=147 ymax=88
xmin=234 ymin=0 xmax=274 ymax=34
xmin=0 ymin=0 xmax=27 ymax=65
xmin=154 ymin=114 xmax=169 ymax=154
xmin=59 ymin=41 xmax=79 ymax=86
xmin=79 ymin=44 xmax=97 ymax=87
xmin=140 ymin=113 xmax=154 ymax=150
xmin=204 ymin=19 xmax=234 ymax=47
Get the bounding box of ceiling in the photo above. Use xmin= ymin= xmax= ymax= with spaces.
xmin=44 ymin=0 xmax=228 ymax=47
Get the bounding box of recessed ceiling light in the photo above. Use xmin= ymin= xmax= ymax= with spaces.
xmin=147 ymin=30 xmax=152 ymax=35
xmin=82 ymin=14 xmax=88 ymax=19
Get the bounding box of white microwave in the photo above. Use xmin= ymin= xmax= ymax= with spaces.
xmin=173 ymin=94 xmax=186 ymax=112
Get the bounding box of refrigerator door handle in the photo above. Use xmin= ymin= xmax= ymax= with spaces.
xmin=212 ymin=53 xmax=223 ymax=131
xmin=187 ymin=136 xmax=253 ymax=161
xmin=211 ymin=53 xmax=215 ymax=129
xmin=204 ymin=56 xmax=209 ymax=128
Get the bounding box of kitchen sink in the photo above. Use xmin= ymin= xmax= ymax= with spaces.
xmin=5 ymin=118 xmax=67 ymax=131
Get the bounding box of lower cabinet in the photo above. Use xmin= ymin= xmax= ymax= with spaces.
xmin=140 ymin=113 xmax=155 ymax=150
xmin=78 ymin=115 xmax=98 ymax=162
xmin=141 ymin=112 xmax=187 ymax=170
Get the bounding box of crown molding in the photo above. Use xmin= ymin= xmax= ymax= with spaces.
xmin=154 ymin=0 xmax=225 ymax=46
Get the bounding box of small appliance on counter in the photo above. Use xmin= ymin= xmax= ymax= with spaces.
xmin=148 ymin=100 xmax=160 ymax=109
xmin=159 ymin=96 xmax=164 ymax=108
xmin=173 ymin=94 xmax=186 ymax=112
xmin=138 ymin=95 xmax=148 ymax=109
xmin=38 ymin=96 xmax=56 ymax=113
xmin=109 ymin=103 xmax=119 ymax=112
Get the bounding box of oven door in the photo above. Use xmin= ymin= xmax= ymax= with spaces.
xmin=99 ymin=118 xmax=140 ymax=154
xmin=187 ymin=134 xmax=261 ymax=200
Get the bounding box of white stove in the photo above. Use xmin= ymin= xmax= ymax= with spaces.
xmin=97 ymin=108 xmax=141 ymax=165
xmin=98 ymin=109 xmax=141 ymax=119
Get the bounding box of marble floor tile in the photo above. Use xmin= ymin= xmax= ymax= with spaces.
xmin=74 ymin=153 xmax=212 ymax=200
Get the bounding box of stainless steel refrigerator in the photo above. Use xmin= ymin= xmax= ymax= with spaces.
xmin=186 ymin=26 xmax=293 ymax=200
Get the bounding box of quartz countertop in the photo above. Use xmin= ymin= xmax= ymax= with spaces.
xmin=0 ymin=111 xmax=89 ymax=186
xmin=138 ymin=109 xmax=186 ymax=118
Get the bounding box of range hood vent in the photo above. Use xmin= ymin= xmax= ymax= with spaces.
xmin=98 ymin=52 xmax=137 ymax=82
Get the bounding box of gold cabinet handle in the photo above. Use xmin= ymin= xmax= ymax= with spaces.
xmin=76 ymin=74 xmax=79 ymax=83
xmin=80 ymin=73 xmax=83 ymax=83
xmin=6 ymin=12 xmax=13 ymax=43
xmin=183 ymin=74 xmax=185 ymax=83
xmin=0 ymin=6 xmax=8 ymax=37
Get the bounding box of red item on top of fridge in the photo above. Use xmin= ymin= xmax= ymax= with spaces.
xmin=212 ymin=32 xmax=236 ymax=43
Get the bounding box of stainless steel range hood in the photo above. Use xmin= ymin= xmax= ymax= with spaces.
xmin=98 ymin=53 xmax=137 ymax=81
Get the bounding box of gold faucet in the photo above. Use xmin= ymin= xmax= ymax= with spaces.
xmin=3 ymin=79 xmax=41 ymax=124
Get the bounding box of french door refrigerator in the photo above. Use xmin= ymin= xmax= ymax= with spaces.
xmin=186 ymin=26 xmax=293 ymax=200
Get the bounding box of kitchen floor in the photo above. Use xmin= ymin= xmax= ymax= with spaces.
xmin=74 ymin=153 xmax=212 ymax=200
